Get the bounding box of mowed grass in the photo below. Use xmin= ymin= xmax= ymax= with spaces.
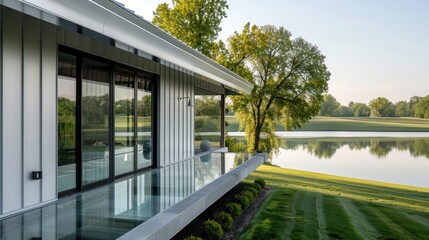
xmin=298 ymin=116 xmax=429 ymax=132
xmin=240 ymin=165 xmax=429 ymax=240
xmin=225 ymin=116 xmax=429 ymax=132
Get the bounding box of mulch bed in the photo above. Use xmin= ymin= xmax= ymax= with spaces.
xmin=172 ymin=183 xmax=273 ymax=240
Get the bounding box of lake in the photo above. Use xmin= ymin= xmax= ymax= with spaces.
xmin=229 ymin=131 xmax=429 ymax=188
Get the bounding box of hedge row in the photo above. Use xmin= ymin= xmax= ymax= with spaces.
xmin=184 ymin=178 xmax=266 ymax=240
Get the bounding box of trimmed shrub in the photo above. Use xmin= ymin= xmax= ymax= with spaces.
xmin=241 ymin=190 xmax=255 ymax=202
xmin=235 ymin=193 xmax=250 ymax=209
xmin=225 ymin=202 xmax=242 ymax=219
xmin=247 ymin=186 xmax=259 ymax=198
xmin=214 ymin=211 xmax=233 ymax=231
xmin=251 ymin=182 xmax=262 ymax=193
xmin=184 ymin=236 xmax=203 ymax=240
xmin=255 ymin=178 xmax=266 ymax=188
xmin=201 ymin=220 xmax=223 ymax=240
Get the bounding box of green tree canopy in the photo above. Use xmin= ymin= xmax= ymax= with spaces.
xmin=334 ymin=105 xmax=354 ymax=117
xmin=369 ymin=97 xmax=395 ymax=117
xmin=349 ymin=102 xmax=370 ymax=117
xmin=152 ymin=0 xmax=228 ymax=57
xmin=394 ymin=100 xmax=411 ymax=117
xmin=409 ymin=96 xmax=422 ymax=112
xmin=320 ymin=94 xmax=340 ymax=116
xmin=222 ymin=24 xmax=330 ymax=152
xmin=414 ymin=95 xmax=429 ymax=119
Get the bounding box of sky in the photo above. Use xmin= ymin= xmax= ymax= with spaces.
xmin=118 ymin=0 xmax=429 ymax=105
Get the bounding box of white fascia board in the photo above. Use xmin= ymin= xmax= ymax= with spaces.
xmin=20 ymin=0 xmax=254 ymax=94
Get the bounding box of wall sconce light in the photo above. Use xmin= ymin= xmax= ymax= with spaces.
xmin=178 ymin=97 xmax=194 ymax=107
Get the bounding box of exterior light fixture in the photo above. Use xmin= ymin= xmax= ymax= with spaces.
xmin=178 ymin=97 xmax=194 ymax=107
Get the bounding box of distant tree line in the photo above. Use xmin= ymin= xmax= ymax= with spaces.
xmin=319 ymin=94 xmax=429 ymax=119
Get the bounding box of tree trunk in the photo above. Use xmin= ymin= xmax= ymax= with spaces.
xmin=253 ymin=123 xmax=262 ymax=152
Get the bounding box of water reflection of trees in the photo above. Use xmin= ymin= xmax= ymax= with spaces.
xmin=281 ymin=138 xmax=429 ymax=160
xmin=305 ymin=141 xmax=342 ymax=159
xmin=368 ymin=140 xmax=396 ymax=158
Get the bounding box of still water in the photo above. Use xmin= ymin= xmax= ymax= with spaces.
xmin=270 ymin=132 xmax=429 ymax=189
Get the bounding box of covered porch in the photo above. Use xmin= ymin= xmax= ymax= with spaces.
xmin=0 ymin=152 xmax=265 ymax=239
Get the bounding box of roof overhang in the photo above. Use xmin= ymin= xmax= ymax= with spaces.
xmin=19 ymin=0 xmax=254 ymax=94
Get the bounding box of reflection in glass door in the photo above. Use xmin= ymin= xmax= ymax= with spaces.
xmin=81 ymin=58 xmax=111 ymax=185
xmin=58 ymin=52 xmax=77 ymax=192
xmin=58 ymin=51 xmax=154 ymax=196
xmin=115 ymin=72 xmax=135 ymax=176
xmin=137 ymin=76 xmax=152 ymax=169
xmin=115 ymin=72 xmax=153 ymax=175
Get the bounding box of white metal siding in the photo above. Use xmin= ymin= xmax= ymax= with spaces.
xmin=1 ymin=7 xmax=57 ymax=216
xmin=2 ymin=7 xmax=23 ymax=214
xmin=41 ymin=22 xmax=57 ymax=203
xmin=23 ymin=15 xmax=42 ymax=207
xmin=0 ymin=4 xmax=3 ymax=215
xmin=159 ymin=63 xmax=195 ymax=166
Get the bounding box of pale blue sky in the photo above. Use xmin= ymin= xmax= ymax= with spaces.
xmin=119 ymin=0 xmax=429 ymax=105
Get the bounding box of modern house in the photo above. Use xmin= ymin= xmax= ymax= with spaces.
xmin=0 ymin=0 xmax=264 ymax=239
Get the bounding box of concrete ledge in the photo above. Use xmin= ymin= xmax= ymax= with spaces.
xmin=119 ymin=153 xmax=266 ymax=240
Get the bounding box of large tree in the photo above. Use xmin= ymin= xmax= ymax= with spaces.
xmin=320 ymin=94 xmax=340 ymax=116
xmin=394 ymin=100 xmax=411 ymax=117
xmin=152 ymin=0 xmax=228 ymax=57
xmin=414 ymin=95 xmax=429 ymax=119
xmin=221 ymin=24 xmax=330 ymax=152
xmin=369 ymin=97 xmax=395 ymax=117
xmin=349 ymin=102 xmax=370 ymax=117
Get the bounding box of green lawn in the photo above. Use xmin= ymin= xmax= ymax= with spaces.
xmin=240 ymin=165 xmax=429 ymax=240
xmin=226 ymin=116 xmax=429 ymax=132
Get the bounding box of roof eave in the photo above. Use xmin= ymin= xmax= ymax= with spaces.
xmin=20 ymin=0 xmax=254 ymax=94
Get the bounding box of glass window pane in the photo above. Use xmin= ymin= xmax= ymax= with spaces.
xmin=58 ymin=52 xmax=77 ymax=192
xmin=137 ymin=76 xmax=152 ymax=169
xmin=82 ymin=58 xmax=110 ymax=185
xmin=194 ymin=95 xmax=222 ymax=153
xmin=115 ymin=73 xmax=135 ymax=176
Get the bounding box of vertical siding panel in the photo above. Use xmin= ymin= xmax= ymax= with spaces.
xmin=181 ymin=70 xmax=185 ymax=160
xmin=190 ymin=76 xmax=195 ymax=155
xmin=2 ymin=8 xmax=23 ymax=213
xmin=165 ymin=64 xmax=170 ymax=165
xmin=169 ymin=66 xmax=174 ymax=165
xmin=174 ymin=68 xmax=179 ymax=162
xmin=0 ymin=5 xmax=3 ymax=215
xmin=162 ymin=65 xmax=167 ymax=166
xmin=185 ymin=73 xmax=188 ymax=159
xmin=186 ymin=72 xmax=189 ymax=158
xmin=181 ymin=69 xmax=185 ymax=160
xmin=176 ymin=68 xmax=180 ymax=163
xmin=165 ymin=65 xmax=169 ymax=166
xmin=41 ymin=22 xmax=57 ymax=202
xmin=23 ymin=16 xmax=41 ymax=207
xmin=158 ymin=66 xmax=165 ymax=166
xmin=183 ymin=70 xmax=187 ymax=159
xmin=178 ymin=69 xmax=182 ymax=160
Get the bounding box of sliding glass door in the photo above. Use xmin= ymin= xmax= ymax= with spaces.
xmin=58 ymin=52 xmax=77 ymax=192
xmin=58 ymin=50 xmax=154 ymax=196
xmin=81 ymin=58 xmax=111 ymax=185
xmin=136 ymin=75 xmax=152 ymax=169
xmin=114 ymin=71 xmax=153 ymax=176
xmin=114 ymin=71 xmax=135 ymax=176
